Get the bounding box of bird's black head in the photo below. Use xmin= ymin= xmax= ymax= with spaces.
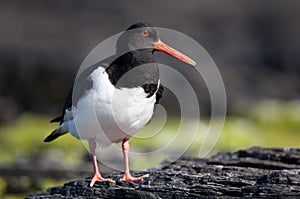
xmin=116 ymin=22 xmax=196 ymax=66
xmin=116 ymin=22 xmax=159 ymax=53
xmin=106 ymin=22 xmax=196 ymax=89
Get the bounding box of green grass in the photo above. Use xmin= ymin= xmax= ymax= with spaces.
xmin=0 ymin=114 xmax=86 ymax=198
xmin=0 ymin=114 xmax=85 ymax=165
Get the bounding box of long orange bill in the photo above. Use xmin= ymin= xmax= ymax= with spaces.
xmin=153 ymin=39 xmax=196 ymax=66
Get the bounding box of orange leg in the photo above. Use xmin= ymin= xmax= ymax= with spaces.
xmin=89 ymin=139 xmax=114 ymax=187
xmin=121 ymin=138 xmax=149 ymax=182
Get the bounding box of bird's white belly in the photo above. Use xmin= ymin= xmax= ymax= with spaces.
xmin=69 ymin=67 xmax=157 ymax=147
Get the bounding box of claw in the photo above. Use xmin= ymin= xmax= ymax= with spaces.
xmin=121 ymin=172 xmax=149 ymax=182
xmin=90 ymin=172 xmax=114 ymax=187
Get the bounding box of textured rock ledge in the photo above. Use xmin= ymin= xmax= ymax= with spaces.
xmin=27 ymin=147 xmax=300 ymax=198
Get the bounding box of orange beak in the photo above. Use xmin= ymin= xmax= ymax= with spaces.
xmin=153 ymin=39 xmax=196 ymax=66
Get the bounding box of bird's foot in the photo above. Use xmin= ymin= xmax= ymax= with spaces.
xmin=121 ymin=172 xmax=149 ymax=182
xmin=90 ymin=172 xmax=114 ymax=187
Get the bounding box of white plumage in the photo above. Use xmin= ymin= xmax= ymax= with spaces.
xmin=62 ymin=66 xmax=158 ymax=147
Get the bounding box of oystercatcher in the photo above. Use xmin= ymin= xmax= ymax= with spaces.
xmin=44 ymin=22 xmax=196 ymax=187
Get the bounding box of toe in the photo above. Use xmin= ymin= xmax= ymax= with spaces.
xmin=90 ymin=173 xmax=115 ymax=187
xmin=121 ymin=173 xmax=149 ymax=182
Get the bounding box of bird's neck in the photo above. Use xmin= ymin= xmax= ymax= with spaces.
xmin=105 ymin=49 xmax=159 ymax=89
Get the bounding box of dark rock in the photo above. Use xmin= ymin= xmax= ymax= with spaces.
xmin=26 ymin=147 xmax=300 ymax=198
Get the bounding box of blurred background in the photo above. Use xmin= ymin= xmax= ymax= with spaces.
xmin=1 ymin=0 xmax=300 ymax=198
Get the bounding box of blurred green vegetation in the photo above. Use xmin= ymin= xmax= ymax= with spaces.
xmin=0 ymin=114 xmax=85 ymax=165
xmin=218 ymin=100 xmax=300 ymax=151
xmin=0 ymin=114 xmax=85 ymax=199
xmin=0 ymin=100 xmax=300 ymax=198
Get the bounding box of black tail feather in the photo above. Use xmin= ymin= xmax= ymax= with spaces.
xmin=50 ymin=116 xmax=62 ymax=123
xmin=44 ymin=129 xmax=67 ymax=142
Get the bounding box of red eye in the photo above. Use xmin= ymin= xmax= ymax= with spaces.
xmin=141 ymin=30 xmax=149 ymax=37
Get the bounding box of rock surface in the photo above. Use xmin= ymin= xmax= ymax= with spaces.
xmin=27 ymin=147 xmax=300 ymax=198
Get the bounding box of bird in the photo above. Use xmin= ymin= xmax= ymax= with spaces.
xmin=44 ymin=22 xmax=196 ymax=187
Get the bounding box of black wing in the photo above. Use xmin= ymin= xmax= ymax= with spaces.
xmin=49 ymin=57 xmax=115 ymax=125
xmin=50 ymin=86 xmax=73 ymax=124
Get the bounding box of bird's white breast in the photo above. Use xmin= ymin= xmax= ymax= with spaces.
xmin=69 ymin=67 xmax=158 ymax=147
